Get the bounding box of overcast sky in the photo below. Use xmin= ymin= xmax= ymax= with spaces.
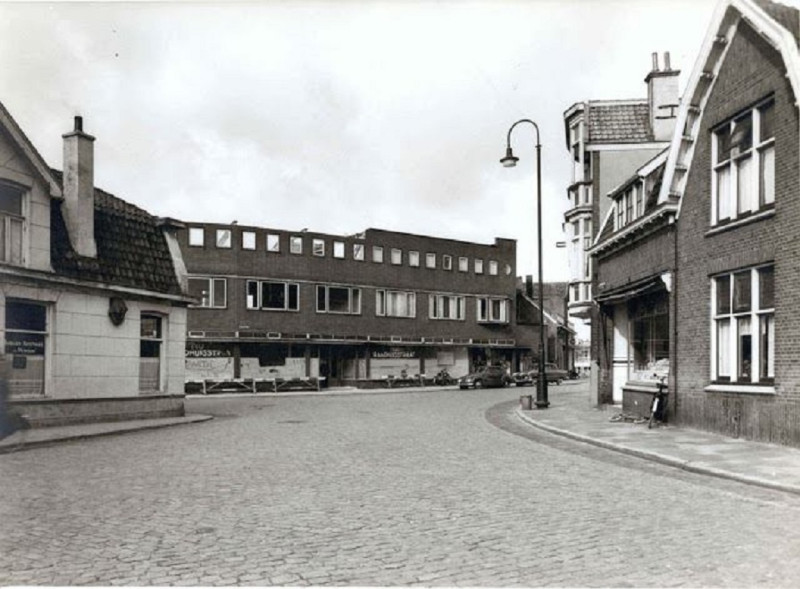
xmin=1 ymin=0 xmax=718 ymax=290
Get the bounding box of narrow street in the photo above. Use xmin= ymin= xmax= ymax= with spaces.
xmin=3 ymin=383 xmax=800 ymax=587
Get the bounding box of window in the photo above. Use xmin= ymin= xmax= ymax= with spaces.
xmin=313 ymin=239 xmax=325 ymax=257
xmin=429 ymin=294 xmax=465 ymax=320
xmin=458 ymin=257 xmax=468 ymax=272
xmin=376 ymin=290 xmax=416 ymax=318
xmin=0 ymin=183 xmax=24 ymax=265
xmin=409 ymin=251 xmax=420 ymax=267
xmin=267 ymin=234 xmax=280 ymax=252
xmin=713 ymin=265 xmax=774 ymax=383
xmin=333 ymin=241 xmax=345 ymax=259
xmin=5 ymin=300 xmax=46 ymax=397
xmin=316 ymin=285 xmax=361 ymax=314
xmin=443 ymin=255 xmax=453 ymax=270
xmin=477 ymin=297 xmax=509 ymax=323
xmin=629 ymin=296 xmax=669 ymax=381
xmin=474 ymin=259 xmax=484 ymax=274
xmin=712 ymin=99 xmax=775 ymax=225
xmin=242 ymin=231 xmax=256 ymax=250
xmin=246 ymin=280 xmax=299 ymax=311
xmin=188 ymin=277 xmax=227 ymax=308
xmin=140 ymin=314 xmax=163 ymax=393
xmin=290 ymin=236 xmax=303 ymax=254
xmin=353 ymin=243 xmax=365 ymax=261
xmin=426 ymin=253 xmax=436 ymax=269
xmin=391 ymin=248 xmax=402 ymax=265
xmin=373 ymin=246 xmax=384 ymax=263
xmin=489 ymin=260 xmax=498 ymax=276
xmin=188 ymin=227 xmax=204 ymax=247
xmin=216 ymin=229 xmax=232 ymax=248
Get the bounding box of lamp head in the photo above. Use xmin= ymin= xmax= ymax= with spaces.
xmin=499 ymin=146 xmax=519 ymax=168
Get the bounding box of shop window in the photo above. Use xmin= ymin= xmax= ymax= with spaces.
xmin=267 ymin=233 xmax=280 ymax=252
xmin=713 ymin=264 xmax=774 ymax=383
xmin=376 ymin=290 xmax=416 ymax=318
xmin=0 ymin=183 xmax=24 ymax=266
xmin=188 ymin=277 xmax=227 ymax=308
xmin=316 ymin=285 xmax=361 ymax=314
xmin=477 ymin=297 xmax=509 ymax=323
xmin=241 ymin=231 xmax=256 ymax=250
xmin=216 ymin=229 xmax=232 ymax=248
xmin=139 ymin=314 xmax=163 ymax=393
xmin=333 ymin=241 xmax=345 ymax=259
xmin=246 ymin=280 xmax=299 ymax=311
xmin=409 ymin=251 xmax=420 ymax=267
xmin=391 ymin=248 xmax=402 ymax=265
xmin=353 ymin=243 xmax=365 ymax=261
xmin=313 ymin=239 xmax=325 ymax=257
xmin=429 ymin=294 xmax=465 ymax=320
xmin=290 ymin=236 xmax=303 ymax=254
xmin=629 ymin=296 xmax=669 ymax=382
xmin=188 ymin=227 xmax=204 ymax=247
xmin=712 ymin=98 xmax=775 ymax=225
xmin=5 ymin=300 xmax=46 ymax=397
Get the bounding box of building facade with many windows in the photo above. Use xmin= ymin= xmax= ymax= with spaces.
xmin=1 ymin=103 xmax=191 ymax=426
xmin=179 ymin=224 xmax=521 ymax=387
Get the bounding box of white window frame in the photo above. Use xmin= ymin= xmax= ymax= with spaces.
xmin=188 ymin=277 xmax=227 ymax=308
xmin=267 ymin=233 xmax=280 ymax=252
xmin=476 ymin=297 xmax=510 ymax=323
xmin=489 ymin=260 xmax=498 ymax=276
xmin=246 ymin=280 xmax=300 ymax=311
xmin=458 ymin=257 xmax=468 ymax=272
xmin=474 ymin=259 xmax=484 ymax=274
xmin=242 ymin=231 xmax=256 ymax=250
xmin=139 ymin=313 xmax=165 ymax=393
xmin=316 ymin=285 xmax=361 ymax=315
xmin=409 ymin=251 xmax=420 ymax=267
xmin=443 ymin=255 xmax=453 ymax=271
xmin=711 ymin=98 xmax=775 ymax=226
xmin=216 ymin=229 xmax=232 ymax=249
xmin=391 ymin=248 xmax=402 ymax=265
xmin=372 ymin=246 xmax=384 ymax=263
xmin=290 ymin=236 xmax=303 ymax=255
xmin=188 ymin=227 xmax=204 ymax=247
xmin=0 ymin=183 xmax=25 ymax=265
xmin=428 ymin=294 xmax=465 ymax=321
xmin=426 ymin=253 xmax=436 ymax=269
xmin=711 ymin=265 xmax=774 ymax=385
xmin=375 ymin=289 xmax=416 ymax=318
xmin=313 ymin=238 xmax=325 ymax=257
xmin=353 ymin=243 xmax=365 ymax=261
xmin=333 ymin=241 xmax=345 ymax=259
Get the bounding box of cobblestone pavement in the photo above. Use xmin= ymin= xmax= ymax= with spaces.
xmin=3 ymin=386 xmax=800 ymax=586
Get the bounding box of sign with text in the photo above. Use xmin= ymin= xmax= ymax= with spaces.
xmin=5 ymin=333 xmax=45 ymax=356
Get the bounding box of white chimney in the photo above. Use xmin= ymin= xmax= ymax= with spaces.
xmin=645 ymin=52 xmax=681 ymax=142
xmin=62 ymin=115 xmax=97 ymax=258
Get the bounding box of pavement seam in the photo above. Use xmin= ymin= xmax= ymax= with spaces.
xmin=515 ymin=408 xmax=800 ymax=497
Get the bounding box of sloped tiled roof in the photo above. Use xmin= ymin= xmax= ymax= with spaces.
xmin=50 ymin=169 xmax=183 ymax=296
xmin=588 ymin=101 xmax=653 ymax=143
xmin=754 ymin=0 xmax=800 ymax=44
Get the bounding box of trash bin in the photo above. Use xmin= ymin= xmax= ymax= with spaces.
xmin=520 ymin=395 xmax=533 ymax=410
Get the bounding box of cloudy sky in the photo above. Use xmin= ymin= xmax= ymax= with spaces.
xmin=1 ymin=0 xmax=718 ymax=288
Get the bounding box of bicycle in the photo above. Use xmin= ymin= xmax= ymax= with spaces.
xmin=648 ymin=375 xmax=669 ymax=429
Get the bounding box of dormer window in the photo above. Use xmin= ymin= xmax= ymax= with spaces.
xmin=614 ymin=182 xmax=643 ymax=231
xmin=0 ymin=182 xmax=25 ymax=265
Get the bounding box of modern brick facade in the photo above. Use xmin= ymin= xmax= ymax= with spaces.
xmin=178 ymin=223 xmax=524 ymax=387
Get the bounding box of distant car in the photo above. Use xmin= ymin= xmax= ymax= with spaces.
xmin=513 ymin=363 xmax=568 ymax=386
xmin=458 ymin=366 xmax=511 ymax=389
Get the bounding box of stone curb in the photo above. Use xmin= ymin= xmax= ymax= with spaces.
xmin=0 ymin=414 xmax=214 ymax=455
xmin=515 ymin=408 xmax=800 ymax=497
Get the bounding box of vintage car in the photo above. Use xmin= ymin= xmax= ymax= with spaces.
xmin=512 ymin=363 xmax=569 ymax=386
xmin=458 ymin=365 xmax=511 ymax=389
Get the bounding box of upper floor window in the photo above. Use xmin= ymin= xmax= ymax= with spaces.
xmin=443 ymin=255 xmax=453 ymax=271
xmin=372 ymin=246 xmax=384 ymax=263
xmin=242 ymin=231 xmax=256 ymax=250
xmin=313 ymin=238 xmax=325 ymax=257
xmin=0 ymin=183 xmax=24 ymax=265
xmin=391 ymin=248 xmax=402 ymax=265
xmin=713 ymin=265 xmax=774 ymax=384
xmin=317 ymin=285 xmax=361 ymax=314
xmin=247 ymin=280 xmax=299 ymax=311
xmin=188 ymin=227 xmax=204 ymax=247
xmin=426 ymin=253 xmax=436 ymax=269
xmin=409 ymin=251 xmax=420 ymax=267
xmin=614 ymin=183 xmax=642 ymax=231
xmin=489 ymin=260 xmax=498 ymax=276
xmin=376 ymin=290 xmax=416 ymax=318
xmin=290 ymin=236 xmax=303 ymax=254
xmin=333 ymin=241 xmax=345 ymax=259
xmin=474 ymin=259 xmax=484 ymax=274
xmin=429 ymin=294 xmax=465 ymax=321
xmin=267 ymin=233 xmax=280 ymax=252
xmin=216 ymin=229 xmax=232 ymax=248
xmin=353 ymin=243 xmax=365 ymax=261
xmin=477 ymin=297 xmax=509 ymax=323
xmin=188 ymin=277 xmax=227 ymax=308
xmin=713 ymin=98 xmax=775 ymax=226
xmin=458 ymin=257 xmax=469 ymax=272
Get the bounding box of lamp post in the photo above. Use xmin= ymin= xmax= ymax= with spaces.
xmin=500 ymin=119 xmax=549 ymax=409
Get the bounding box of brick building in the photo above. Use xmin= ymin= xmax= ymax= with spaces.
xmin=1 ymin=103 xmax=191 ymax=426
xmin=178 ymin=223 xmax=523 ymax=388
xmin=589 ymin=0 xmax=800 ymax=446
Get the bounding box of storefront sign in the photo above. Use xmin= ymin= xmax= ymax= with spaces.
xmin=5 ymin=333 xmax=45 ymax=356
xmin=185 ymin=342 xmax=232 ymax=358
xmin=371 ymin=347 xmax=417 ymax=359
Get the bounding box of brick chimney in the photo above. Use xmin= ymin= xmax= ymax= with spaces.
xmin=645 ymin=52 xmax=680 ymax=142
xmin=62 ymin=115 xmax=97 ymax=258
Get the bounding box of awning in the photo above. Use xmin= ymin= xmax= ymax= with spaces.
xmin=594 ymin=277 xmax=665 ymax=306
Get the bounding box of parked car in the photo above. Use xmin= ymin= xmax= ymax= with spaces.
xmin=458 ymin=366 xmax=511 ymax=389
xmin=513 ymin=363 xmax=569 ymax=386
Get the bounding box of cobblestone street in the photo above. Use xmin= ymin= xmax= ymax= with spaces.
xmin=3 ymin=385 xmax=800 ymax=586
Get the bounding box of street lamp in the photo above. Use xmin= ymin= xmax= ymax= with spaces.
xmin=500 ymin=119 xmax=549 ymax=409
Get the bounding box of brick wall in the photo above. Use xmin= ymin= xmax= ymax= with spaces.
xmin=676 ymin=20 xmax=800 ymax=445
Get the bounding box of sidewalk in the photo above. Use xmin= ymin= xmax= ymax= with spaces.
xmin=516 ymin=382 xmax=800 ymax=496
xmin=0 ymin=414 xmax=213 ymax=454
